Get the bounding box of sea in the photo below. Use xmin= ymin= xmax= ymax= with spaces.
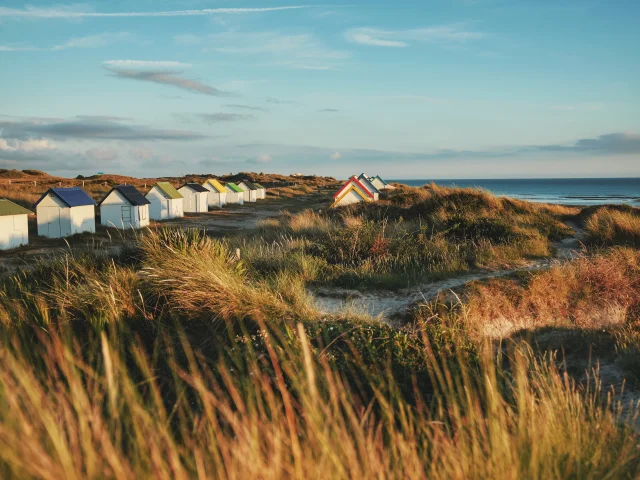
xmin=391 ymin=178 xmax=640 ymax=207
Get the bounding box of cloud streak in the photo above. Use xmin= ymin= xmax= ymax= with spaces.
xmin=103 ymin=61 xmax=232 ymax=96
xmin=200 ymin=30 xmax=349 ymax=70
xmin=2 ymin=32 xmax=130 ymax=51
xmin=174 ymin=113 xmax=257 ymax=125
xmin=223 ymin=104 xmax=270 ymax=113
xmin=345 ymin=25 xmax=486 ymax=48
xmin=0 ymin=117 xmax=206 ymax=141
xmin=0 ymin=5 xmax=315 ymax=19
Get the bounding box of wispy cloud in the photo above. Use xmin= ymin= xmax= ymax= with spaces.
xmin=0 ymin=5 xmax=315 ymax=19
xmin=223 ymin=104 xmax=270 ymax=113
xmin=193 ymin=30 xmax=349 ymax=70
xmin=174 ymin=113 xmax=257 ymax=125
xmin=246 ymin=153 xmax=272 ymax=164
xmin=319 ymin=108 xmax=340 ymax=112
xmin=1 ymin=32 xmax=131 ymax=51
xmin=0 ymin=116 xmax=206 ymax=141
xmin=345 ymin=25 xmax=486 ymax=48
xmin=52 ymin=32 xmax=130 ymax=50
xmin=265 ymin=97 xmax=296 ymax=105
xmin=533 ymin=132 xmax=640 ymax=155
xmin=103 ymin=60 xmax=232 ymax=96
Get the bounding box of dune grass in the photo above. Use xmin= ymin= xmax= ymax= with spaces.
xmin=255 ymin=185 xmax=574 ymax=289
xmin=585 ymin=207 xmax=640 ymax=247
xmin=0 ymin=322 xmax=637 ymax=479
xmin=0 ymin=185 xmax=639 ymax=478
xmin=414 ymin=248 xmax=640 ymax=337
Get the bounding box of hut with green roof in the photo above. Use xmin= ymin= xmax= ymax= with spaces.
xmin=0 ymin=199 xmax=31 ymax=250
xmin=224 ymin=182 xmax=245 ymax=205
xmin=146 ymin=182 xmax=184 ymax=221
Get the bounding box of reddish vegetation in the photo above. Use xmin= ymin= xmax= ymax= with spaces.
xmin=435 ymin=248 xmax=640 ymax=337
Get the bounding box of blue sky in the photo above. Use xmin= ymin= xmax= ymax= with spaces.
xmin=0 ymin=0 xmax=639 ymax=178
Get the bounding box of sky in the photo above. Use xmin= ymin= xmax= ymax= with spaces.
xmin=0 ymin=0 xmax=639 ymax=179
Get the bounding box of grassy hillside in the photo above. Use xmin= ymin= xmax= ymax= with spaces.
xmin=1 ymin=184 xmax=639 ymax=478
xmin=0 ymin=170 xmax=337 ymax=208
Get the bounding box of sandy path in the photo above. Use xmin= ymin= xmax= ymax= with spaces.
xmin=312 ymin=221 xmax=586 ymax=323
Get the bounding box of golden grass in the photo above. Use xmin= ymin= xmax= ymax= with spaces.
xmin=139 ymin=229 xmax=317 ymax=323
xmin=585 ymin=207 xmax=640 ymax=247
xmin=0 ymin=327 xmax=636 ymax=479
xmin=418 ymin=248 xmax=640 ymax=339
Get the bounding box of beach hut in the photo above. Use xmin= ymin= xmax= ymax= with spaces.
xmin=203 ymin=179 xmax=228 ymax=209
xmin=0 ymin=199 xmax=31 ymax=250
xmin=99 ymin=185 xmax=150 ymax=229
xmin=357 ymin=174 xmax=380 ymax=201
xmin=237 ymin=180 xmax=258 ymax=203
xmin=146 ymin=182 xmax=184 ymax=221
xmin=369 ymin=175 xmax=395 ymax=191
xmin=34 ymin=187 xmax=96 ymax=239
xmin=225 ymin=183 xmax=245 ymax=205
xmin=178 ymin=183 xmax=209 ymax=213
xmin=331 ymin=177 xmax=375 ymax=208
xmin=254 ymin=182 xmax=267 ymax=200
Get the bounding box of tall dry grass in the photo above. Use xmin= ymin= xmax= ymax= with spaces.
xmin=585 ymin=207 xmax=640 ymax=247
xmin=139 ymin=229 xmax=317 ymax=323
xmin=415 ymin=248 xmax=640 ymax=339
xmin=0 ymin=326 xmax=636 ymax=479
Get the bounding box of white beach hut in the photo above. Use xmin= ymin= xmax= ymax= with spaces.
xmin=146 ymin=182 xmax=184 ymax=221
xmin=237 ymin=180 xmax=258 ymax=203
xmin=369 ymin=175 xmax=395 ymax=191
xmin=254 ymin=182 xmax=267 ymax=200
xmin=34 ymin=187 xmax=96 ymax=239
xmin=178 ymin=183 xmax=209 ymax=213
xmin=0 ymin=199 xmax=31 ymax=250
xmin=357 ymin=174 xmax=380 ymax=201
xmin=99 ymin=185 xmax=150 ymax=229
xmin=224 ymin=183 xmax=245 ymax=205
xmin=331 ymin=177 xmax=375 ymax=208
xmin=203 ymin=179 xmax=228 ymax=209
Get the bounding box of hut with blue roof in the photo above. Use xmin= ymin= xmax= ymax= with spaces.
xmin=34 ymin=187 xmax=96 ymax=238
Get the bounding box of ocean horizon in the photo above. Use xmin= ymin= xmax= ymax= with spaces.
xmin=390 ymin=177 xmax=640 ymax=206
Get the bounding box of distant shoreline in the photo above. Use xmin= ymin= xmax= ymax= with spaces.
xmin=389 ymin=178 xmax=640 ymax=207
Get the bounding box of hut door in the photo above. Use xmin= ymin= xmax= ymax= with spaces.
xmin=41 ymin=207 xmax=61 ymax=238
xmin=121 ymin=206 xmax=132 ymax=227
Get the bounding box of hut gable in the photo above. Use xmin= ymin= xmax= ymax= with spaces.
xmin=331 ymin=177 xmax=375 ymax=208
xmin=226 ymin=183 xmax=243 ymax=193
xmin=203 ymin=179 xmax=226 ymax=193
xmin=99 ymin=185 xmax=151 ymax=207
xmin=99 ymin=185 xmax=150 ymax=229
xmin=180 ymin=183 xmax=209 ymax=193
xmin=178 ymin=183 xmax=209 ymax=213
xmin=224 ymin=182 xmax=245 ymax=205
xmin=357 ymin=174 xmax=381 ymax=200
xmin=0 ymin=199 xmax=31 ymax=217
xmin=236 ymin=180 xmax=258 ymax=202
xmin=34 ymin=187 xmax=96 ymax=208
xmin=0 ymin=199 xmax=31 ymax=250
xmin=146 ymin=183 xmax=184 ymax=221
xmin=202 ymin=179 xmax=228 ymax=209
xmin=154 ymin=182 xmax=183 ymax=200
xmin=369 ymin=175 xmax=394 ymax=190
